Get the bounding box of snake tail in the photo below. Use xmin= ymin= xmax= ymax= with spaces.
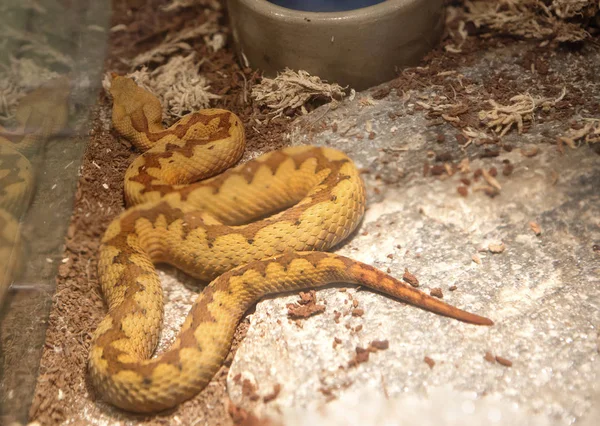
xmin=89 ymin=251 xmax=492 ymax=413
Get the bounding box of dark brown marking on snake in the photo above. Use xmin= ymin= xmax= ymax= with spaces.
xmin=174 ymin=158 xmax=354 ymax=245
xmin=175 ymin=149 xmax=345 ymax=204
xmin=126 ymin=112 xmax=238 ymax=200
xmin=130 ymin=109 xmax=233 ymax=144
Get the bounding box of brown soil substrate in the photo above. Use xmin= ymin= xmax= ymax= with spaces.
xmin=27 ymin=0 xmax=600 ymax=425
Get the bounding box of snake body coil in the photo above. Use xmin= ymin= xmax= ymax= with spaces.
xmin=89 ymin=77 xmax=493 ymax=413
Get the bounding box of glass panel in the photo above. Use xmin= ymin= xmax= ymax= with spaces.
xmin=0 ymin=1 xmax=110 ymax=423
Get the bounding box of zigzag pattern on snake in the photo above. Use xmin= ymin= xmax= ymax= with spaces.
xmin=89 ymin=76 xmax=493 ymax=413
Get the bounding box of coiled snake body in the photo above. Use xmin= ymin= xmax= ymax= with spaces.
xmin=89 ymin=76 xmax=493 ymax=413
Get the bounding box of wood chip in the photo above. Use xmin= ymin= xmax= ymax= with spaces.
xmin=369 ymin=340 xmax=390 ymax=351
xmin=424 ymin=356 xmax=436 ymax=368
xmin=520 ymin=146 xmax=539 ymax=157
xmin=529 ymin=221 xmax=542 ymax=235
xmin=262 ymin=384 xmax=282 ymax=403
xmin=484 ymin=351 xmax=496 ymax=363
xmin=488 ymin=243 xmax=506 ymax=253
xmin=472 ymin=254 xmax=482 ymax=264
xmin=351 ymin=308 xmax=364 ymax=317
xmin=242 ymin=379 xmax=259 ymax=401
xmin=444 ymin=163 xmax=454 ymax=176
xmin=287 ymin=290 xmax=325 ymax=319
xmin=348 ymin=346 xmax=370 ymax=367
xmin=430 ymin=288 xmax=443 ymax=298
xmin=423 ymin=161 xmax=430 ymax=177
xmin=402 ymin=268 xmax=419 ymax=287
xmin=482 ymin=168 xmax=501 ymax=190
xmin=458 ymin=158 xmax=470 ymax=174
xmin=502 ymin=163 xmax=514 ymax=176
xmin=495 ymin=356 xmax=513 ymax=367
xmin=431 ymin=165 xmax=445 ymax=176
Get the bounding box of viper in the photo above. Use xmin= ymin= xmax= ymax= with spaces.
xmin=89 ymin=76 xmax=493 ymax=413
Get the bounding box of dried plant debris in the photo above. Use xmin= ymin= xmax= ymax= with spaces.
xmin=104 ymin=54 xmax=221 ymax=120
xmin=477 ymin=88 xmax=566 ymax=137
xmin=130 ymin=18 xmax=219 ymax=67
xmin=463 ymin=0 xmax=595 ymax=43
xmin=162 ymin=0 xmax=222 ymax=12
xmin=409 ymin=82 xmax=568 ymax=144
xmin=251 ymin=68 xmax=351 ymax=118
xmin=559 ymin=119 xmax=600 ymax=148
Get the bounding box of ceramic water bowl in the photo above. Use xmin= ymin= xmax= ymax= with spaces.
xmin=227 ymin=0 xmax=445 ymax=90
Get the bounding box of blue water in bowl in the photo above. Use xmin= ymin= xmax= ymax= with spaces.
xmin=267 ymin=0 xmax=387 ymax=12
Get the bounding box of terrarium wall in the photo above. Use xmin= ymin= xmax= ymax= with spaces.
xmin=0 ymin=1 xmax=109 ymax=424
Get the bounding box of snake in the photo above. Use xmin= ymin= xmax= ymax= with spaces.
xmin=0 ymin=77 xmax=70 ymax=307
xmin=89 ymin=76 xmax=493 ymax=413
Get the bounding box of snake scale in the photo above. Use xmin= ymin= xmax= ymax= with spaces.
xmin=89 ymin=76 xmax=493 ymax=413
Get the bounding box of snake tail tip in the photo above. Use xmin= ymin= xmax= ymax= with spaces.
xmin=476 ymin=316 xmax=494 ymax=326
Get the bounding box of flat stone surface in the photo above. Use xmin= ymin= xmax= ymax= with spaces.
xmin=226 ymin=46 xmax=600 ymax=425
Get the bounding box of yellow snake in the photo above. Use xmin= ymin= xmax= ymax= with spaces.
xmin=89 ymin=76 xmax=493 ymax=413
xmin=0 ymin=77 xmax=70 ymax=307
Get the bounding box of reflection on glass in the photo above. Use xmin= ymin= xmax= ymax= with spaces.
xmin=0 ymin=1 xmax=109 ymax=424
xmin=0 ymin=77 xmax=71 ymax=307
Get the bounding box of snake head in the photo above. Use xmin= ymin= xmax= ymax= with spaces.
xmin=109 ymin=76 xmax=163 ymax=135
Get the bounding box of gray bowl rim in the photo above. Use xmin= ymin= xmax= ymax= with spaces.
xmin=233 ymin=0 xmax=424 ymax=22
